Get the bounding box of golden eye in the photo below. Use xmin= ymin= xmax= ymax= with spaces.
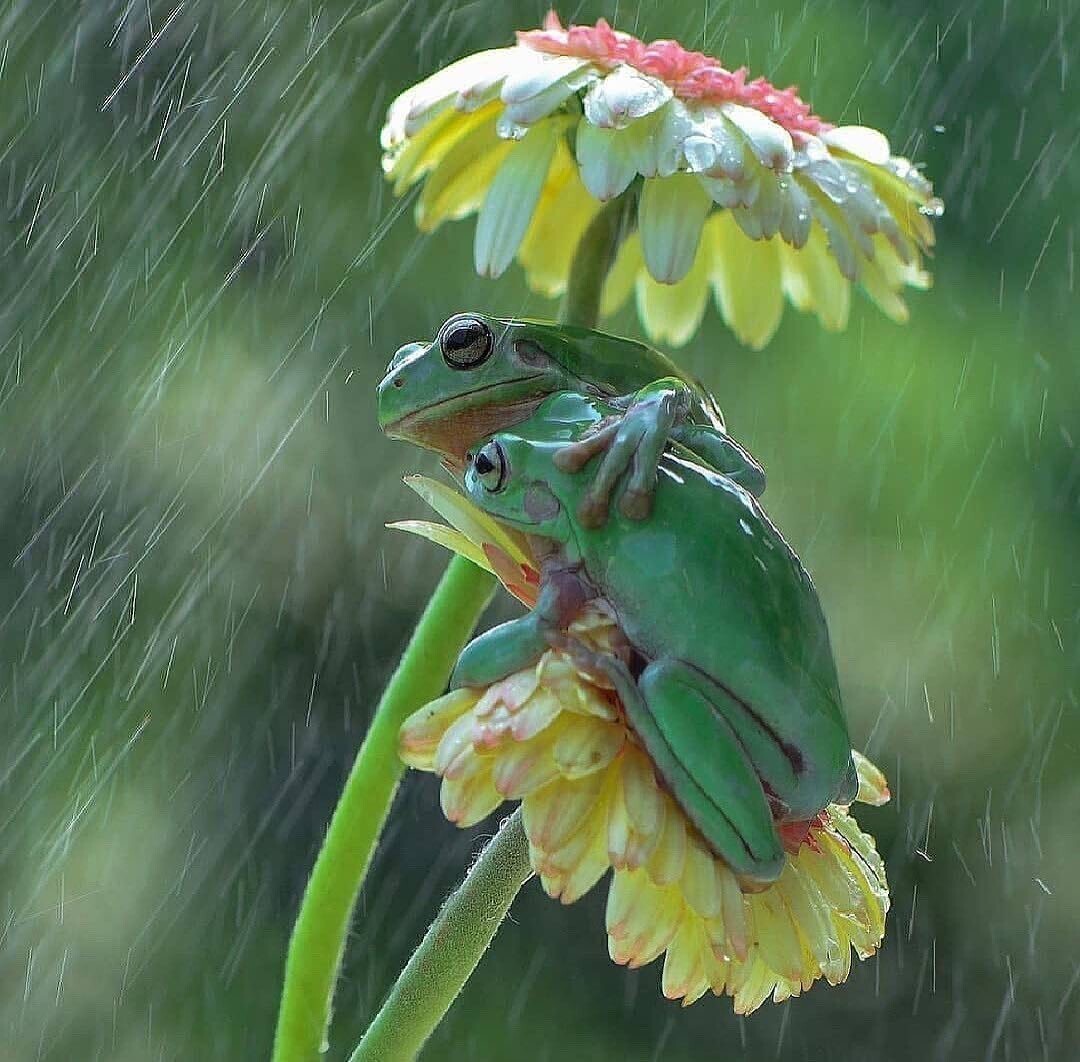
xmin=438 ymin=314 xmax=494 ymax=369
xmin=473 ymin=442 xmax=508 ymax=493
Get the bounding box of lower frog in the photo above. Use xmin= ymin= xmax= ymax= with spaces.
xmin=450 ymin=393 xmax=857 ymax=887
xmin=377 ymin=312 xmax=765 ymax=526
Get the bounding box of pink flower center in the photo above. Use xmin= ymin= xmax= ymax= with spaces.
xmin=518 ymin=12 xmax=830 ymax=136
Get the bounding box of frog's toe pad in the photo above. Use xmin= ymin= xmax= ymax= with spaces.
xmin=577 ymin=494 xmax=610 ymax=529
xmin=618 ymin=488 xmax=653 ymax=522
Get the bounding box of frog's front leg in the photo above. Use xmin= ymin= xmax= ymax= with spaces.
xmin=450 ymin=568 xmax=591 ymax=689
xmin=553 ymin=377 xmax=691 ymax=528
xmin=554 ymin=642 xmax=785 ymax=887
xmin=669 ymin=424 xmax=767 ymax=498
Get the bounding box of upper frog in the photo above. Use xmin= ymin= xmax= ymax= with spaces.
xmin=377 ymin=312 xmax=765 ymax=524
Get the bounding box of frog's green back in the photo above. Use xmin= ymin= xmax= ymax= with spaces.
xmin=506 ymin=317 xmax=725 ymax=428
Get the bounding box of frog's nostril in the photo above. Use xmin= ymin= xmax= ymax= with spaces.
xmin=392 ymin=376 xmax=404 ymax=388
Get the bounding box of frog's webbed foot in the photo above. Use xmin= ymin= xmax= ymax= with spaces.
xmin=553 ymin=381 xmax=689 ymax=528
xmin=450 ymin=569 xmax=592 ymax=689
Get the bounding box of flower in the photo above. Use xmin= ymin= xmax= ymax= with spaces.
xmin=381 ymin=12 xmax=942 ymax=348
xmin=393 ymin=478 xmax=891 ymax=1010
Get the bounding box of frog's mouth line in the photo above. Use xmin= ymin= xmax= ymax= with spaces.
xmin=384 ymin=378 xmax=549 ymax=460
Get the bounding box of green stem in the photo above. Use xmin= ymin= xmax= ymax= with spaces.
xmin=272 ymin=555 xmax=495 ymax=1062
xmin=336 ymin=203 xmax=628 ymax=1061
xmin=348 ymin=810 xmax=532 ymax=1062
xmin=559 ymin=188 xmax=638 ymax=330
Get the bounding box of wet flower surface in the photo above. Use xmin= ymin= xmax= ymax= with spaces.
xmin=382 ymin=12 xmax=941 ymax=348
xmin=394 ymin=478 xmax=891 ymax=1011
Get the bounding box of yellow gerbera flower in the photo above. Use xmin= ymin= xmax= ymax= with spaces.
xmin=382 ymin=12 xmax=941 ymax=348
xmin=393 ymin=478 xmax=891 ymax=1011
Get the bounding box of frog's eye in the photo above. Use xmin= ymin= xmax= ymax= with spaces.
xmin=438 ymin=315 xmax=494 ymax=370
xmin=473 ymin=441 xmax=508 ymax=493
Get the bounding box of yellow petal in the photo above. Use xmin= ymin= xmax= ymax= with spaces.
xmin=552 ymin=715 xmax=625 ymax=779
xmin=662 ymin=918 xmax=708 ymax=1000
xmin=852 ymin=750 xmax=891 ymax=806
xmin=635 ymin=230 xmax=710 ymax=347
xmin=491 ymin=733 xmax=562 ymax=798
xmin=607 ymin=869 xmax=681 ymax=967
xmin=439 ymin=762 xmax=502 ymax=826
xmin=608 ymin=749 xmax=663 ymax=870
xmin=523 ymin=767 xmax=608 ymax=852
xmin=707 ymin=212 xmax=784 ymax=349
xmin=385 ymin=101 xmax=501 ymax=195
xmin=386 ymin=520 xmax=495 ymax=574
xmin=518 ymin=141 xmax=601 ymax=296
xmin=402 ymin=475 xmax=532 ymax=569
xmin=680 ymin=839 xmax=723 ymax=919
xmin=779 ymin=225 xmax=850 ymax=331
xmin=536 ymin=819 xmax=611 ymax=904
xmin=600 ymin=232 xmax=644 ymax=317
xmin=748 ymin=887 xmax=805 ymax=982
xmin=399 ymin=688 xmax=480 ymax=771
xmin=415 ymin=117 xmax=511 ymax=231
xmin=646 ymin=797 xmax=688 ymax=886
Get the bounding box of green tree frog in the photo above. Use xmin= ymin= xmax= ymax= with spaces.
xmin=451 ymin=393 xmax=858 ymax=887
xmin=377 ymin=312 xmax=765 ymax=526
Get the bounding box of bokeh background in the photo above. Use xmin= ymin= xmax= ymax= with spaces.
xmin=1 ymin=1 xmax=1077 ymax=1058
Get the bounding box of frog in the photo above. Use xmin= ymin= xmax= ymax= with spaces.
xmin=449 ymin=393 xmax=858 ymax=887
xmin=377 ymin=312 xmax=765 ymax=527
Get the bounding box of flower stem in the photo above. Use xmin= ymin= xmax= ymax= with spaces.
xmin=272 ymin=555 xmax=495 ymax=1062
xmin=347 ymin=810 xmax=532 ymax=1062
xmin=559 ymin=188 xmax=638 ymax=330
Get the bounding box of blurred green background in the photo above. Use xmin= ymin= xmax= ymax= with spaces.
xmin=0 ymin=1 xmax=1077 ymax=1058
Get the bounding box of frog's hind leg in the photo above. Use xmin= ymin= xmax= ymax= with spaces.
xmin=633 ymin=660 xmax=786 ymax=886
xmin=558 ymin=644 xmax=785 ymax=886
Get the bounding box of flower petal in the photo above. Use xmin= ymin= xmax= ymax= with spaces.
xmin=398 ymin=688 xmax=480 ymax=770
xmin=638 ymin=173 xmax=711 ymax=284
xmin=852 ymin=750 xmax=891 ymax=806
xmin=386 ymin=520 xmax=494 ymax=573
xmin=635 ymin=232 xmax=710 ymax=346
xmin=824 ymin=125 xmax=891 ymax=166
xmin=722 ymin=102 xmax=794 ymax=171
xmin=414 ymin=116 xmax=511 ymax=231
xmin=779 ymin=227 xmax=850 ymax=331
xmin=523 ymin=767 xmax=608 ymax=851
xmin=583 ymin=64 xmax=672 ymax=129
xmin=576 ymin=120 xmax=638 ymax=200
xmin=599 ymin=232 xmax=643 ymax=316
xmin=708 ymin=213 xmax=784 ymax=349
xmin=382 ymin=48 xmax=519 ymax=144
xmin=402 ymin=475 xmax=532 ymax=571
xmin=518 ymin=144 xmax=601 ymax=294
xmin=475 ymin=119 xmax=562 ymax=277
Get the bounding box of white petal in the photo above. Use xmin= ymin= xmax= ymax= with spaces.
xmin=583 ymin=65 xmax=672 ymax=130
xmin=638 ymin=174 xmax=711 ymax=284
xmin=501 ymin=52 xmax=592 ymax=104
xmin=823 ymin=126 xmax=891 ymax=165
xmin=812 ymin=201 xmax=861 ymax=281
xmin=628 ymin=100 xmax=690 ymax=179
xmin=474 ymin=121 xmax=559 ymax=278
xmin=576 ymin=121 xmax=637 ymax=200
xmin=733 ymin=172 xmax=784 ymax=240
xmin=722 ymin=103 xmax=794 ymax=172
xmin=697 ymin=174 xmax=753 ymax=209
xmin=778 ymin=175 xmax=813 ymax=248
xmin=681 ymin=110 xmax=746 ymax=180
xmin=388 ymin=49 xmax=519 ymax=141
